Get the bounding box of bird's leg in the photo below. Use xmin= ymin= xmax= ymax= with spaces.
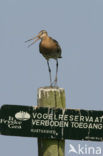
xmin=47 ymin=60 xmax=52 ymax=86
xmin=54 ymin=59 xmax=58 ymax=86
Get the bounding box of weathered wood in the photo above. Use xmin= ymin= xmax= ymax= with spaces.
xmin=37 ymin=87 xmax=66 ymax=156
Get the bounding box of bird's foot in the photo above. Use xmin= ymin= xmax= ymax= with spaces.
xmin=50 ymin=79 xmax=58 ymax=88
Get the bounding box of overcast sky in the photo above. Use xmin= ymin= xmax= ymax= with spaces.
xmin=0 ymin=0 xmax=103 ymax=156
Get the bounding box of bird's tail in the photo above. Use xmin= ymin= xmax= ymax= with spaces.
xmin=59 ymin=56 xmax=62 ymax=58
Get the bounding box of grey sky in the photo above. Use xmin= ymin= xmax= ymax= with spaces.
xmin=0 ymin=0 xmax=103 ymax=155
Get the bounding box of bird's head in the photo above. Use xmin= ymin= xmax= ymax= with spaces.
xmin=38 ymin=30 xmax=48 ymax=39
xmin=25 ymin=30 xmax=48 ymax=47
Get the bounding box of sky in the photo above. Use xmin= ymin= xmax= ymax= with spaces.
xmin=0 ymin=0 xmax=103 ymax=156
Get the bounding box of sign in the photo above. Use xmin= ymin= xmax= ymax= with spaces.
xmin=0 ymin=104 xmax=103 ymax=141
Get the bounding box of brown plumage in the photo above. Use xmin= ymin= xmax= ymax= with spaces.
xmin=25 ymin=30 xmax=62 ymax=86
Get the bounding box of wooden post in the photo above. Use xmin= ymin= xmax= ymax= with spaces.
xmin=37 ymin=87 xmax=66 ymax=156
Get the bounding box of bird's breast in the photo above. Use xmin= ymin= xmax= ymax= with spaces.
xmin=39 ymin=37 xmax=62 ymax=59
xmin=40 ymin=38 xmax=56 ymax=49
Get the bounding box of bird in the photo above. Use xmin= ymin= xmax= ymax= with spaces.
xmin=25 ymin=30 xmax=62 ymax=86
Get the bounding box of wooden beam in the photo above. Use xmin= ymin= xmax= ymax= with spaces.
xmin=37 ymin=87 xmax=66 ymax=156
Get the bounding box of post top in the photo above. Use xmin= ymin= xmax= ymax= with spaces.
xmin=38 ymin=87 xmax=65 ymax=100
xmin=38 ymin=86 xmax=64 ymax=91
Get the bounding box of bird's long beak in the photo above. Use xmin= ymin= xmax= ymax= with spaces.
xmin=25 ymin=35 xmax=40 ymax=47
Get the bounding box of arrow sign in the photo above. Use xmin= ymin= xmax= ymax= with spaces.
xmin=0 ymin=104 xmax=103 ymax=141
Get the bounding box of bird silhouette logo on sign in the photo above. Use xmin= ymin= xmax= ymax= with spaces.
xmin=25 ymin=30 xmax=62 ymax=86
xmin=15 ymin=111 xmax=30 ymax=121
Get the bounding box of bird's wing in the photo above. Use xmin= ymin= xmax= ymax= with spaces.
xmin=51 ymin=38 xmax=62 ymax=50
xmin=50 ymin=37 xmax=62 ymax=57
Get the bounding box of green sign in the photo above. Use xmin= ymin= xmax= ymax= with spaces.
xmin=0 ymin=104 xmax=103 ymax=141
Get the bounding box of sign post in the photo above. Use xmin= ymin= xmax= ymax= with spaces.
xmin=0 ymin=104 xmax=103 ymax=141
xmin=37 ymin=87 xmax=66 ymax=156
xmin=0 ymin=87 xmax=103 ymax=155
